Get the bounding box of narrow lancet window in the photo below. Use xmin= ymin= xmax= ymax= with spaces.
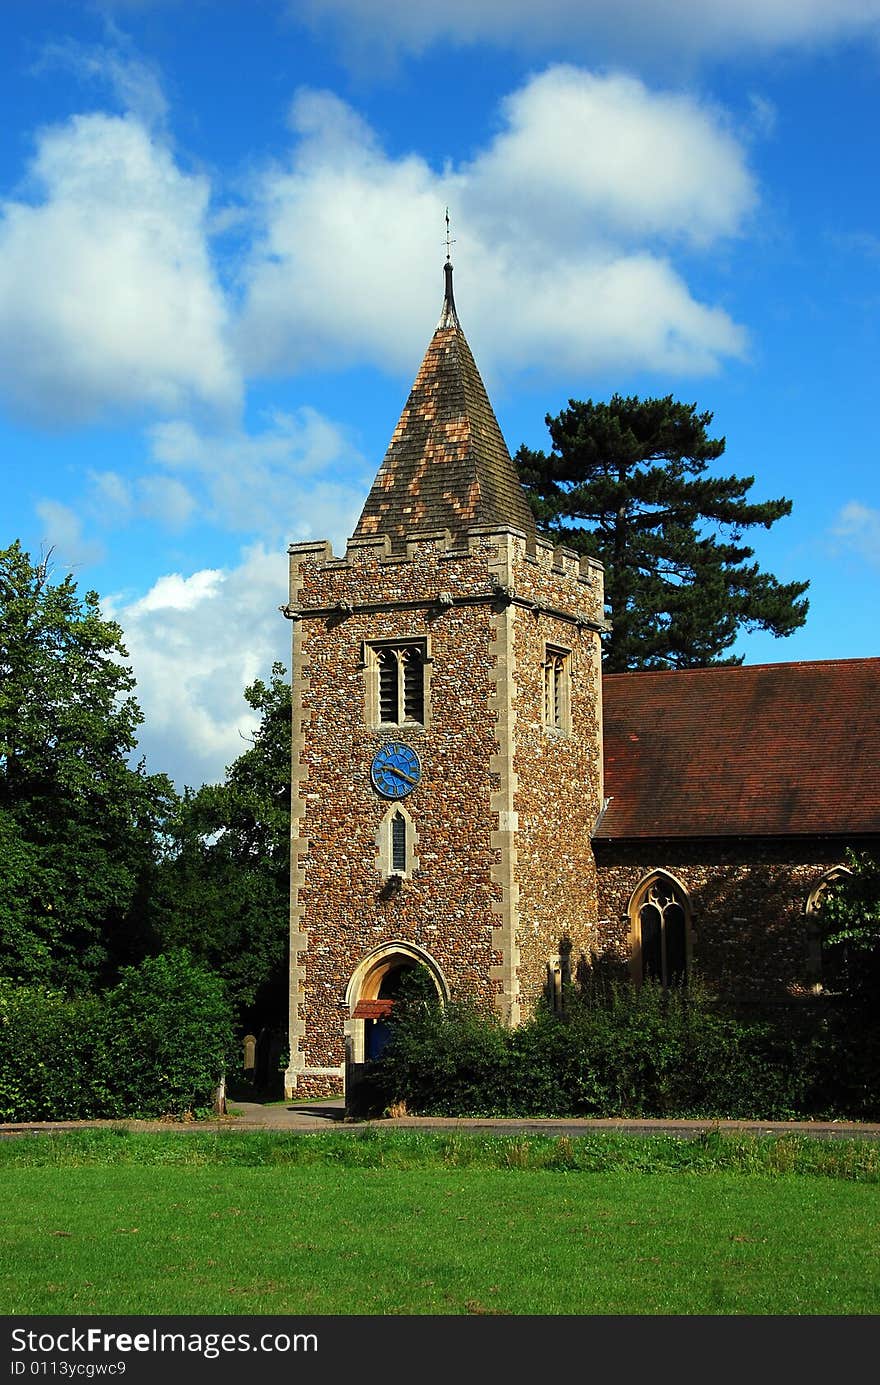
xmin=377 ymin=803 xmax=417 ymax=881
xmin=391 ymin=812 xmax=407 ymax=873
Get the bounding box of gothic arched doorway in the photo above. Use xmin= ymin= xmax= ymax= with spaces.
xmin=345 ymin=942 xmax=448 ymax=1065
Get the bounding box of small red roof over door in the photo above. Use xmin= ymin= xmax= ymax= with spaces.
xmin=352 ymin=999 xmax=395 ymax=1019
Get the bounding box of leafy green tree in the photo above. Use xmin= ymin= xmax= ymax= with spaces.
xmin=152 ymin=664 xmax=290 ymax=1027
xmin=0 ymin=541 xmax=174 ymax=989
xmin=820 ymin=851 xmax=880 ymax=997
xmin=516 ymin=395 xmax=809 ymax=670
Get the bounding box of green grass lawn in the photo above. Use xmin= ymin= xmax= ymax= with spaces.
xmin=1 ymin=1129 xmax=878 ymax=1315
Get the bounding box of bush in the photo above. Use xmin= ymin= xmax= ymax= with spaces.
xmin=364 ymin=984 xmax=513 ymax=1117
xmin=103 ymin=951 xmax=235 ymax=1117
xmin=812 ymin=995 xmax=880 ymax=1120
xmin=0 ymin=951 xmax=235 ymax=1122
xmin=0 ymin=983 xmax=119 ymax=1121
xmin=364 ymin=971 xmax=868 ymax=1120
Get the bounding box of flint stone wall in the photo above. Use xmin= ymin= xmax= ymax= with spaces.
xmin=594 ymin=838 xmax=852 ymax=997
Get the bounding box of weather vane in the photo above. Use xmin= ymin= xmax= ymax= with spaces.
xmin=445 ymin=207 xmax=455 ymax=263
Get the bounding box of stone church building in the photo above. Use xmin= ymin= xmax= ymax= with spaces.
xmin=283 ymin=261 xmax=880 ymax=1099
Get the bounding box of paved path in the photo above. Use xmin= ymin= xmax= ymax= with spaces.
xmin=3 ymin=1100 xmax=880 ymax=1140
xmin=230 ymin=1104 xmax=880 ymax=1139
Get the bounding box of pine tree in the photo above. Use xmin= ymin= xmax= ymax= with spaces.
xmin=515 ymin=395 xmax=809 ymax=670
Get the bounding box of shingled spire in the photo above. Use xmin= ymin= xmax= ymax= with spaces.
xmin=351 ymin=260 xmax=537 ymax=551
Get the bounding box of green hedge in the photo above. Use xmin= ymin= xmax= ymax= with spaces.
xmin=360 ymin=974 xmax=877 ymax=1120
xmin=0 ymin=951 xmax=235 ymax=1121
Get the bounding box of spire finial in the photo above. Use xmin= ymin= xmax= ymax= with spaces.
xmin=445 ymin=207 xmax=455 ymax=264
xmin=440 ymin=207 xmax=458 ymax=327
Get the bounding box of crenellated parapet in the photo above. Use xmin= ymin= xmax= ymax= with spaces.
xmin=290 ymin=524 xmax=601 ymax=577
xmin=285 ymin=523 xmax=607 ymax=635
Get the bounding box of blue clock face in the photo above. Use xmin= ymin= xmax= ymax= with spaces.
xmin=370 ymin=742 xmax=422 ymax=799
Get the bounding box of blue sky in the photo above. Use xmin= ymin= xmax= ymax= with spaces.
xmin=2 ymin=0 xmax=878 ymax=789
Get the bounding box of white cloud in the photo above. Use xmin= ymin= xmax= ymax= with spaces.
xmin=36 ymin=405 xmax=366 ymax=609
xmin=239 ymin=71 xmax=751 ymax=384
xmin=88 ymin=469 xmax=134 ymax=524
xmin=746 ymin=93 xmax=779 ymax=140
xmin=238 ymin=90 xmax=443 ymax=377
xmin=483 ymin=253 xmax=746 ymax=376
xmin=302 ymin=0 xmax=880 ymax=62
xmin=0 ymin=113 xmax=239 ymax=426
xmin=136 ymin=475 xmax=198 ymax=530
xmin=88 ymin=407 xmax=369 ymax=787
xmin=145 ymin=407 xmax=367 ymax=547
xmin=830 ymin=501 xmax=880 ymax=567
xmin=36 ymin=38 xmax=169 ymax=129
xmin=124 ymin=568 xmax=224 ymax=615
xmin=35 ymin=499 xmax=105 ymax=568
xmin=2 ymin=63 xmax=758 ymax=431
xmin=466 ymin=68 xmax=756 ymax=249
xmin=109 ymin=545 xmax=291 ymax=789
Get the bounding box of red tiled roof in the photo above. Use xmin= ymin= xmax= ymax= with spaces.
xmin=596 ymin=658 xmax=880 ymax=840
xmin=352 ymin=1000 xmax=395 ymax=1019
xmin=352 ymin=266 xmax=536 ymax=551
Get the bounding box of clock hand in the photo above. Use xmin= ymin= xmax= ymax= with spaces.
xmin=389 ymin=765 xmax=419 ymax=786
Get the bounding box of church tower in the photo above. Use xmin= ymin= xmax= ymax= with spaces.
xmin=284 ymin=259 xmax=607 ymax=1098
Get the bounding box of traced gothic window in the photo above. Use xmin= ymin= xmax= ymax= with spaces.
xmin=543 ymin=646 xmax=571 ymax=732
xmin=632 ymin=875 xmax=689 ymax=986
xmin=368 ymin=640 xmax=428 ymax=726
xmin=805 ymin=867 xmax=853 ymax=991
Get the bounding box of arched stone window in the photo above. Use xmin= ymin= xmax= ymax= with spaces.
xmin=543 ymin=645 xmax=571 ymax=732
xmin=391 ymin=811 xmax=407 ymax=872
xmin=805 ymin=866 xmax=852 ymax=991
xmin=375 ymin=802 xmax=418 ymax=880
xmin=628 ymin=872 xmax=691 ymax=986
xmin=364 ymin=638 xmax=430 ymax=727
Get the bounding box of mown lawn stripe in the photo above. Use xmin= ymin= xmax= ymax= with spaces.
xmin=2 ymin=1152 xmax=878 ymax=1315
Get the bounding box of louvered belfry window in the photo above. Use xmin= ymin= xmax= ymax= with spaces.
xmin=543 ymin=647 xmax=570 ymax=730
xmin=379 ymin=648 xmax=400 ymax=722
xmin=376 ymin=642 xmax=426 ymax=725
xmin=402 ymin=646 xmax=424 ymax=721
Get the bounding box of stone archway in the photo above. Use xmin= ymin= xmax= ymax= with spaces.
xmin=344 ymin=942 xmax=448 ymax=1067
